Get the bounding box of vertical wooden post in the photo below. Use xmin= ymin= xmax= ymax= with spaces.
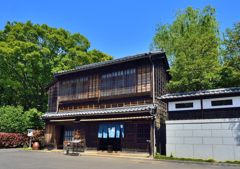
xmin=54 ymin=125 xmax=57 ymax=149
xmin=150 ymin=119 xmax=153 ymax=156
xmin=56 ymin=82 xmax=60 ymax=113
xmin=150 ymin=117 xmax=156 ymax=157
xmin=153 ymin=117 xmax=156 ymax=156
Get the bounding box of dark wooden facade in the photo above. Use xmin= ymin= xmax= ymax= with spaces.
xmin=43 ymin=50 xmax=170 ymax=154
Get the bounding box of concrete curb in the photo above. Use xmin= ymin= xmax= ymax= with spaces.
xmin=153 ymin=159 xmax=240 ymax=167
xmin=82 ymin=153 xmax=152 ymax=160
xmin=20 ymin=149 xmax=51 ymax=153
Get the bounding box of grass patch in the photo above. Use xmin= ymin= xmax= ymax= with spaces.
xmin=219 ymin=160 xmax=240 ymax=164
xmin=23 ymin=148 xmax=32 ymax=150
xmin=154 ymin=154 xmax=210 ymax=162
xmin=154 ymin=154 xmax=240 ymax=165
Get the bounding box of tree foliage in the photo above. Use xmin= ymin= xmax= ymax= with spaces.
xmin=151 ymin=5 xmax=221 ymax=92
xmin=0 ymin=21 xmax=113 ymax=112
xmin=217 ymin=21 xmax=240 ymax=88
xmin=0 ymin=105 xmax=44 ymax=133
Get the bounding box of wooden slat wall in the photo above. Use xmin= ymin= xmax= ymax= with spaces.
xmin=47 ymin=64 xmax=153 ymax=112
xmin=58 ymin=65 xmax=150 ymax=103
xmin=86 ymin=123 xmax=98 ymax=149
xmin=137 ymin=67 xmax=142 ymax=92
xmin=154 ymin=59 xmax=169 ymax=155
xmin=47 ymin=82 xmax=58 ymax=112
xmin=121 ymin=122 xmax=150 ymax=152
xmin=137 ymin=64 xmax=151 ymax=93
xmin=44 ymin=123 xmax=55 ymax=145
xmin=100 ymin=69 xmax=136 ymax=97
xmin=146 ymin=65 xmax=151 ymax=91
xmin=60 ymin=75 xmax=100 ymax=101
xmin=154 ymin=61 xmax=169 ymax=123
xmin=89 ymin=75 xmax=99 ymax=98
xmin=59 ymin=97 xmax=152 ymax=112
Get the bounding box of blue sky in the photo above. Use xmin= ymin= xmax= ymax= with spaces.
xmin=0 ymin=0 xmax=240 ymax=59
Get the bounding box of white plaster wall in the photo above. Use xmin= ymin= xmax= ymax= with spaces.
xmin=166 ymin=118 xmax=240 ymax=162
xmin=168 ymin=100 xmax=201 ymax=111
xmin=203 ymin=96 xmax=240 ymax=109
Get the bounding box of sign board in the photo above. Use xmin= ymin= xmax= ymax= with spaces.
xmin=27 ymin=129 xmax=35 ymax=137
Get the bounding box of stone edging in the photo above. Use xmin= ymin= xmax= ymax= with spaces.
xmin=154 ymin=159 xmax=240 ymax=167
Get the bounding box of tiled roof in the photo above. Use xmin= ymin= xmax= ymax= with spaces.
xmin=158 ymin=87 xmax=240 ymax=100
xmin=42 ymin=104 xmax=153 ymax=118
xmin=54 ymin=49 xmax=165 ymax=76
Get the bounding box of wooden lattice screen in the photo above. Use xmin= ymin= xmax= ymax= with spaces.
xmin=89 ymin=75 xmax=99 ymax=98
xmin=57 ymin=64 xmax=151 ymax=103
xmin=154 ymin=60 xmax=169 ymax=154
xmin=59 ymin=76 xmax=91 ymax=101
xmin=100 ymin=68 xmax=136 ymax=97
xmin=137 ymin=64 xmax=151 ymax=93
xmin=154 ymin=60 xmax=169 ymax=119
xmin=122 ymin=122 xmax=150 ymax=151
xmin=47 ymin=82 xmax=58 ymax=112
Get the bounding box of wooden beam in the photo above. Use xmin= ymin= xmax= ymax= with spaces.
xmin=99 ymin=92 xmax=151 ymax=101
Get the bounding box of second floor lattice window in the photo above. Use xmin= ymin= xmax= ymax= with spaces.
xmin=59 ymin=77 xmax=88 ymax=101
xmin=137 ymin=64 xmax=151 ymax=93
xmin=57 ymin=65 xmax=151 ymax=102
xmin=48 ymin=82 xmax=58 ymax=112
xmin=100 ymin=68 xmax=136 ymax=97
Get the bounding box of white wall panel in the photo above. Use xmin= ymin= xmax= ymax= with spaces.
xmin=203 ymin=96 xmax=240 ymax=109
xmin=168 ymin=100 xmax=201 ymax=111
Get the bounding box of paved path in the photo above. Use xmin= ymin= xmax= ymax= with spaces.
xmin=0 ymin=149 xmax=238 ymax=169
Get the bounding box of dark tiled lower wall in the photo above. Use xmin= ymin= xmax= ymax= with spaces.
xmin=168 ymin=108 xmax=240 ymax=120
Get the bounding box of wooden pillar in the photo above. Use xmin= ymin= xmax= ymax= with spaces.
xmin=54 ymin=125 xmax=58 ymax=149
xmin=56 ymin=82 xmax=60 ymax=113
xmin=150 ymin=119 xmax=153 ymax=156
xmin=150 ymin=117 xmax=156 ymax=157
xmin=153 ymin=117 xmax=156 ymax=156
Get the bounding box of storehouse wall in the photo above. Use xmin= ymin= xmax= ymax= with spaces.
xmin=166 ymin=118 xmax=240 ymax=161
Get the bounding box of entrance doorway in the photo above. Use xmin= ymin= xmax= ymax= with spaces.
xmin=57 ymin=125 xmax=64 ymax=149
xmin=97 ymin=123 xmax=124 ymax=151
xmin=99 ymin=138 xmax=121 ymax=151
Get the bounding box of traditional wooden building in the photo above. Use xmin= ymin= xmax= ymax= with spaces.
xmin=42 ymin=49 xmax=170 ymax=155
xmin=158 ymin=87 xmax=240 ymax=161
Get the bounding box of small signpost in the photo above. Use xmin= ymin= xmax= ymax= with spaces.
xmin=27 ymin=129 xmax=35 ymax=149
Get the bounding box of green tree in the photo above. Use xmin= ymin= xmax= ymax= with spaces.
xmin=0 ymin=105 xmax=44 ymax=133
xmin=0 ymin=21 xmax=113 ymax=112
xmin=217 ymin=21 xmax=240 ymax=88
xmin=150 ymin=5 xmax=221 ymax=92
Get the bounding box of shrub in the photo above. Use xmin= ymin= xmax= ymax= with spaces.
xmin=206 ymin=159 xmax=216 ymax=163
xmin=0 ymin=105 xmax=44 ymax=133
xmin=0 ymin=133 xmax=28 ymax=148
